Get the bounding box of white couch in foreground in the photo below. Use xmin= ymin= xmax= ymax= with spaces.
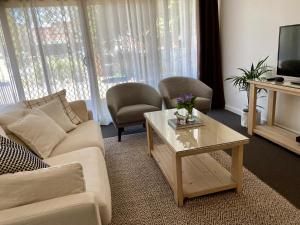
xmin=0 ymin=101 xmax=111 ymax=225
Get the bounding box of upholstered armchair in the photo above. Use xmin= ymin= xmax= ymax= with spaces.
xmin=158 ymin=77 xmax=213 ymax=113
xmin=106 ymin=83 xmax=162 ymax=141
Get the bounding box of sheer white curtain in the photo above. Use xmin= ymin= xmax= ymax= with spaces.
xmin=0 ymin=22 xmax=19 ymax=105
xmin=0 ymin=0 xmax=197 ymax=124
xmin=86 ymin=0 xmax=197 ymax=124
xmin=0 ymin=0 xmax=102 ymax=120
xmin=156 ymin=0 xmax=197 ymax=77
xmin=1 ymin=0 xmax=94 ymax=100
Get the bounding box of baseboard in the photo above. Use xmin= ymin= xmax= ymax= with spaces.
xmin=225 ymin=104 xmax=267 ymax=125
xmin=225 ymin=104 xmax=242 ymax=115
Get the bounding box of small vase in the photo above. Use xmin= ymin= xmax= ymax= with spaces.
xmin=186 ymin=110 xmax=195 ymax=123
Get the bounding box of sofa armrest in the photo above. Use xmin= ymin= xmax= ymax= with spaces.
xmin=0 ymin=192 xmax=101 ymax=225
xmin=69 ymin=100 xmax=91 ymax=122
xmin=88 ymin=110 xmax=94 ymax=120
xmin=0 ymin=163 xmax=85 ymax=211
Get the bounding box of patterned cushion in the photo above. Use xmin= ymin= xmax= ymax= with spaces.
xmin=0 ymin=126 xmax=7 ymax=138
xmin=23 ymin=90 xmax=82 ymax=125
xmin=0 ymin=136 xmax=49 ymax=175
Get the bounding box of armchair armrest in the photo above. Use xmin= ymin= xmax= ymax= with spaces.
xmin=0 ymin=192 xmax=101 ymax=225
xmin=158 ymin=82 xmax=175 ymax=109
xmin=192 ymin=80 xmax=213 ymax=100
xmin=106 ymin=92 xmax=120 ymax=126
xmin=144 ymin=89 xmax=162 ymax=109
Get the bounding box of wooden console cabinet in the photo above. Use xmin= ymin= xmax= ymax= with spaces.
xmin=248 ymin=80 xmax=300 ymax=155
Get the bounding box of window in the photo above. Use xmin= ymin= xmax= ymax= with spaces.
xmin=0 ymin=23 xmax=19 ymax=105
xmin=5 ymin=4 xmax=91 ymax=101
xmin=0 ymin=0 xmax=197 ymax=124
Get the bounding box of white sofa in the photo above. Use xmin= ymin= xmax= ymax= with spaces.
xmin=0 ymin=101 xmax=111 ymax=225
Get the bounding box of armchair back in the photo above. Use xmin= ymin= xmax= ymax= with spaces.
xmin=106 ymin=82 xmax=162 ymax=122
xmin=159 ymin=76 xmax=213 ymax=108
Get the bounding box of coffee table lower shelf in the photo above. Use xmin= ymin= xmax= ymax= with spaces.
xmin=151 ymin=144 xmax=237 ymax=200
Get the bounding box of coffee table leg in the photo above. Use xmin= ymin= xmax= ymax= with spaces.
xmin=146 ymin=121 xmax=153 ymax=157
xmin=231 ymin=145 xmax=244 ymax=192
xmin=173 ymin=154 xmax=183 ymax=206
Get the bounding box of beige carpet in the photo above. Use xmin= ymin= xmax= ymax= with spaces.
xmin=104 ymin=133 xmax=300 ymax=225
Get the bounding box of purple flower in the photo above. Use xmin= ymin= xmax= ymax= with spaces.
xmin=184 ymin=93 xmax=193 ymax=101
xmin=176 ymin=97 xmax=184 ymax=104
xmin=176 ymin=93 xmax=196 ymax=111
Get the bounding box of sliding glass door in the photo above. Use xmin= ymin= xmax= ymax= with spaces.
xmin=2 ymin=0 xmax=92 ymax=101
xmin=86 ymin=0 xmax=197 ymax=95
xmin=0 ymin=26 xmax=19 ymax=105
xmin=0 ymin=0 xmax=197 ymax=124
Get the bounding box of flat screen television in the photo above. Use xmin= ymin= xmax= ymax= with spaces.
xmin=277 ymin=24 xmax=300 ymax=77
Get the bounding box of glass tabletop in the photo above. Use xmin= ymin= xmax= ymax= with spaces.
xmin=144 ymin=109 xmax=249 ymax=153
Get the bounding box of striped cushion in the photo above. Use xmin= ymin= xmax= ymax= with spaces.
xmin=0 ymin=136 xmax=49 ymax=175
xmin=23 ymin=90 xmax=82 ymax=125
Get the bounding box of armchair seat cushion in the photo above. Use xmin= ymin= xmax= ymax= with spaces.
xmin=170 ymin=97 xmax=211 ymax=113
xmin=116 ymin=104 xmax=160 ymax=125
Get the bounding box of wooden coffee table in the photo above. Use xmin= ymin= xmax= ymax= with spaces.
xmin=144 ymin=109 xmax=249 ymax=206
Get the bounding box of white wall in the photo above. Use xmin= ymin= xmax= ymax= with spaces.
xmin=220 ymin=0 xmax=300 ymax=133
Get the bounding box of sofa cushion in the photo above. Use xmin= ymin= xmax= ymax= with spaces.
xmin=6 ymin=133 xmax=28 ymax=148
xmin=0 ymin=136 xmax=49 ymax=175
xmin=0 ymin=109 xmax=28 ymax=135
xmin=0 ymin=126 xmax=7 ymax=138
xmin=0 ymin=163 xmax=85 ymax=210
xmin=0 ymin=193 xmax=101 ymax=225
xmin=8 ymin=109 xmax=67 ymax=159
xmin=0 ymin=104 xmax=35 ymax=147
xmin=116 ymin=104 xmax=160 ymax=124
xmin=69 ymin=100 xmax=90 ymax=122
xmin=38 ymin=99 xmax=77 ymax=132
xmin=50 ymin=120 xmax=105 ymax=156
xmin=23 ymin=89 xmax=82 ymax=125
xmin=45 ymin=148 xmax=111 ymax=225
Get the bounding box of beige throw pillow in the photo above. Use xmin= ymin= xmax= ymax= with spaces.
xmin=7 ymin=109 xmax=67 ymax=159
xmin=0 ymin=163 xmax=85 ymax=210
xmin=6 ymin=133 xmax=28 ymax=147
xmin=38 ymin=99 xmax=77 ymax=132
xmin=23 ymin=90 xmax=82 ymax=125
xmin=0 ymin=109 xmax=28 ymax=135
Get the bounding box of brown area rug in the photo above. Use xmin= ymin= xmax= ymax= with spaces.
xmin=104 ymin=133 xmax=300 ymax=225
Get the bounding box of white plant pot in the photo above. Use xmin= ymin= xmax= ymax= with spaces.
xmin=241 ymin=109 xmax=261 ymax=127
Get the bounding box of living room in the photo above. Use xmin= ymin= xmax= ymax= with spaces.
xmin=0 ymin=0 xmax=299 ymax=225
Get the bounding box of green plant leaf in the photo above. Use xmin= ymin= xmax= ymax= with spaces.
xmin=225 ymin=56 xmax=270 ymax=108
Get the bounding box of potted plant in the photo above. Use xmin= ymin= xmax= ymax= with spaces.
xmin=226 ymin=56 xmax=271 ymax=127
xmin=175 ymin=93 xmax=196 ymax=123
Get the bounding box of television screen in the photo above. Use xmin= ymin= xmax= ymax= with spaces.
xmin=277 ymin=24 xmax=300 ymax=77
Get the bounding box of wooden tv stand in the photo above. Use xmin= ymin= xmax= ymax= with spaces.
xmin=248 ymin=80 xmax=300 ymax=155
